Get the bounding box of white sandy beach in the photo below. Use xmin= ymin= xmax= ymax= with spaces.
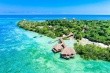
xmin=79 ymin=38 xmax=110 ymax=48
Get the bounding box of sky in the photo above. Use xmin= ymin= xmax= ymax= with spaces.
xmin=0 ymin=0 xmax=110 ymax=15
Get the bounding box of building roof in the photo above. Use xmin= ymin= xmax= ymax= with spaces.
xmin=61 ymin=47 xmax=76 ymax=55
xmin=53 ymin=44 xmax=63 ymax=51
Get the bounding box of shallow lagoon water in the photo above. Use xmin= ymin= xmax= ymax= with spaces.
xmin=0 ymin=17 xmax=110 ymax=73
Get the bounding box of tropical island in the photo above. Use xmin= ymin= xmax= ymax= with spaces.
xmin=17 ymin=19 xmax=110 ymax=61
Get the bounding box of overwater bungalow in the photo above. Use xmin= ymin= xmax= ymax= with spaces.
xmin=52 ymin=44 xmax=63 ymax=53
xmin=52 ymin=41 xmax=66 ymax=53
xmin=52 ymin=33 xmax=76 ymax=59
xmin=60 ymin=47 xmax=76 ymax=59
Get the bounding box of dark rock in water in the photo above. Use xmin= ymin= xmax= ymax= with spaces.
xmin=33 ymin=36 xmax=37 ymax=38
xmin=40 ymin=35 xmax=42 ymax=37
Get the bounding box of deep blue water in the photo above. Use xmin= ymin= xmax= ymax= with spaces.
xmin=0 ymin=15 xmax=110 ymax=73
xmin=0 ymin=15 xmax=110 ymax=20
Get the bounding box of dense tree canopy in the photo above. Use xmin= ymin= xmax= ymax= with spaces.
xmin=74 ymin=43 xmax=110 ymax=61
xmin=17 ymin=19 xmax=110 ymax=45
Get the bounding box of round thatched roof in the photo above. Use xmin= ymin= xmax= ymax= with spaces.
xmin=61 ymin=47 xmax=76 ymax=55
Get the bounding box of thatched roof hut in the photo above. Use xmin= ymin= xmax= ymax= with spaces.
xmin=52 ymin=44 xmax=63 ymax=53
xmin=52 ymin=33 xmax=76 ymax=59
xmin=60 ymin=47 xmax=76 ymax=59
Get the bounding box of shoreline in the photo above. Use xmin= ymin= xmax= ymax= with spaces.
xmin=17 ymin=19 xmax=110 ymax=61
xmin=79 ymin=38 xmax=110 ymax=48
xmin=24 ymin=30 xmax=76 ymax=48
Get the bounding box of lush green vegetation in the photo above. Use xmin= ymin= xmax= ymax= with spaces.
xmin=74 ymin=43 xmax=110 ymax=61
xmin=18 ymin=19 xmax=110 ymax=45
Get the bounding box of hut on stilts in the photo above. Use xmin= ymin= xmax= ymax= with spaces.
xmin=52 ymin=33 xmax=76 ymax=59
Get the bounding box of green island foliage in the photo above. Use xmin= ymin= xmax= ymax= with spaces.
xmin=74 ymin=43 xmax=110 ymax=61
xmin=17 ymin=19 xmax=110 ymax=45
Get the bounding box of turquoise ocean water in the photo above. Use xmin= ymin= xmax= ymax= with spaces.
xmin=0 ymin=15 xmax=110 ymax=73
